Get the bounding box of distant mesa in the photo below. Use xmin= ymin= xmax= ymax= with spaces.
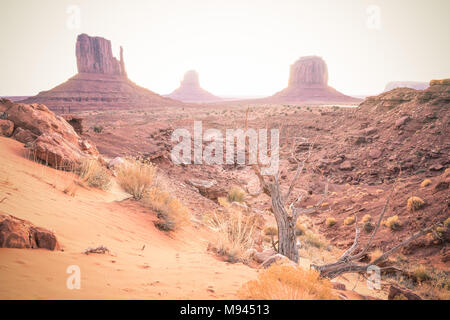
xmin=166 ymin=70 xmax=222 ymax=103
xmin=265 ymin=56 xmax=361 ymax=104
xmin=21 ymin=34 xmax=180 ymax=112
xmin=384 ymin=81 xmax=429 ymax=92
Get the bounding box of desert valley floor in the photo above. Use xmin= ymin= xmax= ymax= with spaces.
xmin=0 ymin=82 xmax=449 ymax=299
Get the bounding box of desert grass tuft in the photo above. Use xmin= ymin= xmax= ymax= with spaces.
xmin=209 ymin=208 xmax=257 ymax=263
xmin=407 ymin=196 xmax=425 ymax=212
xmin=238 ymin=262 xmax=337 ymax=300
xmin=116 ymin=157 xmax=156 ymax=200
xmin=384 ymin=215 xmax=401 ymax=231
xmin=227 ymin=186 xmax=246 ymax=203
xmin=142 ymin=187 xmax=189 ymax=232
xmin=77 ymin=158 xmax=111 ymax=190
xmin=325 ymin=217 xmax=336 ymax=227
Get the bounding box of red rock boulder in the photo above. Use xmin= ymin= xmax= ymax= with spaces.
xmin=0 ymin=213 xmax=59 ymax=250
xmin=0 ymin=119 xmax=14 ymax=137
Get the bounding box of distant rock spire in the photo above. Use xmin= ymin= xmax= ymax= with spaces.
xmin=120 ymin=46 xmax=127 ymax=78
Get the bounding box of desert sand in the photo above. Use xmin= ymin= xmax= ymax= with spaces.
xmin=0 ymin=137 xmax=257 ymax=299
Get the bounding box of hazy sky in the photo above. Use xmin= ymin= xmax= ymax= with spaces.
xmin=1 ymin=0 xmax=449 ymax=97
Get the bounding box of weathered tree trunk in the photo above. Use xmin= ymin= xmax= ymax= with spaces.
xmin=270 ymin=181 xmax=299 ymax=263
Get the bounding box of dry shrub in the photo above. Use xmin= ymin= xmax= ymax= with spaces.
xmin=227 ymin=186 xmax=246 ymax=203
xmin=443 ymin=217 xmax=450 ymax=228
xmin=264 ymin=226 xmax=277 ymax=236
xmin=384 ymin=215 xmax=401 ymax=231
xmin=364 ymin=221 xmax=374 ymax=233
xmin=362 ymin=214 xmax=372 ymax=223
xmin=209 ymin=208 xmax=257 ymax=263
xmin=142 ymin=187 xmax=189 ymax=231
xmin=407 ymin=196 xmax=425 ymax=212
xmin=302 ymin=232 xmax=326 ymax=249
xmin=416 ymin=282 xmax=450 ymax=300
xmin=413 ymin=265 xmax=432 ymax=282
xmin=238 ymin=262 xmax=337 ymax=300
xmin=78 ymin=158 xmax=111 ymax=190
xmin=296 ymin=221 xmax=306 ymax=236
xmin=326 ymin=217 xmax=336 ymax=227
xmin=369 ymin=249 xmax=383 ymax=262
xmin=344 ymin=216 xmax=355 ymax=225
xmin=116 ymin=157 xmax=156 ymax=200
xmin=420 ymin=179 xmax=432 ymax=188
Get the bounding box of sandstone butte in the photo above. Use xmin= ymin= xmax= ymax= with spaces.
xmin=263 ymin=56 xmax=362 ymax=104
xmin=21 ymin=34 xmax=181 ymax=112
xmin=166 ymin=70 xmax=222 ymax=103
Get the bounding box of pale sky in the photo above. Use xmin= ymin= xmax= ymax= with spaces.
xmin=1 ymin=0 xmax=449 ymax=97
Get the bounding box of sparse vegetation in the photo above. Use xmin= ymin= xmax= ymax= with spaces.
xmin=92 ymin=125 xmax=104 ymax=133
xmin=142 ymin=187 xmax=189 ymax=231
xmin=301 ymin=231 xmax=327 ymax=249
xmin=362 ymin=214 xmax=372 ymax=223
xmin=443 ymin=217 xmax=450 ymax=227
xmin=420 ymin=179 xmax=432 ymax=187
xmin=325 ymin=217 xmax=336 ymax=227
xmin=264 ymin=226 xmax=277 ymax=236
xmin=407 ymin=196 xmax=425 ymax=212
xmin=227 ymin=186 xmax=245 ymax=203
xmin=209 ymin=208 xmax=257 ymax=263
xmin=77 ymin=158 xmax=111 ymax=190
xmin=238 ymin=262 xmax=337 ymax=300
xmin=364 ymin=221 xmax=374 ymax=233
xmin=413 ymin=265 xmax=432 ymax=282
xmin=369 ymin=249 xmax=383 ymax=263
xmin=384 ymin=215 xmax=401 ymax=231
xmin=116 ymin=157 xmax=156 ymax=200
xmin=344 ymin=216 xmax=355 ymax=225
xmin=295 ymin=221 xmax=306 ymax=236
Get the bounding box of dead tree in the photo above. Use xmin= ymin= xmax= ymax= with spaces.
xmin=245 ymin=109 xmax=327 ymax=263
xmin=311 ymin=187 xmax=444 ymax=279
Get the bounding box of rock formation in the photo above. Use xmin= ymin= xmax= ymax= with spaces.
xmin=0 ymin=213 xmax=59 ymax=250
xmin=266 ymin=56 xmax=361 ymax=104
xmin=166 ymin=70 xmax=222 ymax=102
xmin=0 ymin=98 xmax=99 ymax=169
xmin=384 ymin=81 xmax=429 ymax=92
xmin=76 ymin=34 xmax=126 ymax=76
xmin=21 ymin=34 xmax=180 ymax=112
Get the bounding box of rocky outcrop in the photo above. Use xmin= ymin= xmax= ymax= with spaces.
xmin=186 ymin=178 xmax=227 ymax=201
xmin=267 ymin=56 xmax=361 ymax=104
xmin=62 ymin=114 xmax=83 ymax=135
xmin=166 ymin=70 xmax=222 ymax=102
xmin=388 ymin=285 xmax=423 ymax=300
xmin=76 ymin=34 xmax=126 ymax=76
xmin=13 ymin=127 xmax=37 ymax=144
xmin=5 ymin=102 xmax=80 ymax=145
xmin=384 ymin=81 xmax=429 ymax=92
xmin=0 ymin=119 xmax=14 ymax=137
xmin=0 ymin=213 xmax=59 ymax=250
xmin=0 ymin=99 xmax=98 ymax=169
xmin=360 ymin=79 xmax=450 ymax=112
xmin=20 ymin=34 xmax=180 ymax=112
